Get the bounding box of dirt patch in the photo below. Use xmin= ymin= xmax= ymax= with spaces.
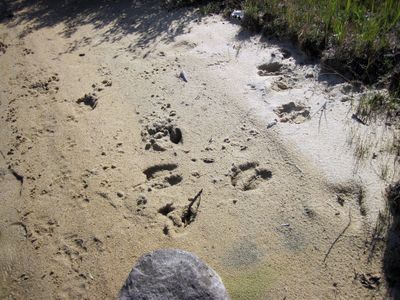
xmin=257 ymin=62 xmax=283 ymax=76
xmin=274 ymin=102 xmax=310 ymax=124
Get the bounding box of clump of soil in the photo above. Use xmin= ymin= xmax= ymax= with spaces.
xmin=274 ymin=102 xmax=310 ymax=124
xmin=257 ymin=62 xmax=282 ymax=76
xmin=76 ymin=93 xmax=98 ymax=109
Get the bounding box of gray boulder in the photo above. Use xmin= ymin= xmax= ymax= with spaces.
xmin=118 ymin=249 xmax=230 ymax=300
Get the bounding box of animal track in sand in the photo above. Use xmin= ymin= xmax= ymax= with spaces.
xmin=141 ymin=116 xmax=182 ymax=151
xmin=158 ymin=190 xmax=203 ymax=236
xmin=28 ymin=74 xmax=60 ymax=95
xmin=330 ymin=182 xmax=367 ymax=216
xmin=229 ymin=162 xmax=272 ymax=191
xmin=0 ymin=41 xmax=8 ymax=54
xmin=20 ymin=216 xmax=59 ymax=250
xmin=274 ymin=101 xmax=310 ymax=124
xmin=159 ymin=202 xmax=185 ymax=235
xmin=143 ymin=163 xmax=183 ymax=190
xmin=139 ymin=65 xmax=170 ymax=80
xmin=22 ymin=48 xmax=34 ymax=55
xmin=143 ymin=163 xmax=177 ymax=179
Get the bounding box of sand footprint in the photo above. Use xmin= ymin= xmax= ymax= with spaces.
xmin=274 ymin=102 xmax=310 ymax=124
xmin=143 ymin=163 xmax=183 ymax=190
xmin=229 ymin=162 xmax=272 ymax=191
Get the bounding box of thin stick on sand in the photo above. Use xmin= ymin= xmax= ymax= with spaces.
xmin=323 ymin=208 xmax=352 ymax=264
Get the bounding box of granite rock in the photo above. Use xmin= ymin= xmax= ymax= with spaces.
xmin=118 ymin=249 xmax=230 ymax=300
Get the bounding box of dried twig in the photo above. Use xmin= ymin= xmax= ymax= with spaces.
xmin=323 ymin=208 xmax=352 ymax=263
xmin=310 ymin=101 xmax=328 ymax=132
xmin=182 ymin=189 xmax=203 ymax=226
xmin=188 ymin=189 xmax=203 ymax=212
xmin=311 ymin=101 xmax=328 ymax=119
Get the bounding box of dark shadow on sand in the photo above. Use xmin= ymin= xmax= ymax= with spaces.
xmin=383 ymin=226 xmax=400 ymax=299
xmin=383 ymin=182 xmax=400 ymax=299
xmin=3 ymin=0 xmax=201 ymax=53
xmin=232 ymin=26 xmax=348 ymax=86
xmin=369 ymin=183 xmax=400 ymax=299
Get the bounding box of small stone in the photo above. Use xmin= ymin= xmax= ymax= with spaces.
xmin=102 ymin=80 xmax=112 ymax=87
xmin=76 ymin=93 xmax=98 ymax=109
xmin=202 ymin=158 xmax=215 ymax=163
xmin=280 ymin=117 xmax=289 ymax=123
xmin=117 ymin=191 xmax=124 ymax=198
xmin=257 ymin=62 xmax=282 ymax=75
xmin=305 ymin=71 xmax=314 ymax=78
xmin=179 ymin=71 xmax=188 ymax=82
xmin=276 ymin=81 xmax=288 ymax=90
xmin=267 ymin=120 xmax=277 ymax=129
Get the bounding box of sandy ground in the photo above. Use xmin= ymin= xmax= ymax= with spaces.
xmin=0 ymin=1 xmax=398 ymax=299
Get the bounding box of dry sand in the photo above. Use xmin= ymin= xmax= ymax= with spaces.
xmin=0 ymin=1 xmax=397 ymax=299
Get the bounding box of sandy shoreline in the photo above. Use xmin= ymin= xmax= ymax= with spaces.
xmin=0 ymin=1 xmax=396 ymax=299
